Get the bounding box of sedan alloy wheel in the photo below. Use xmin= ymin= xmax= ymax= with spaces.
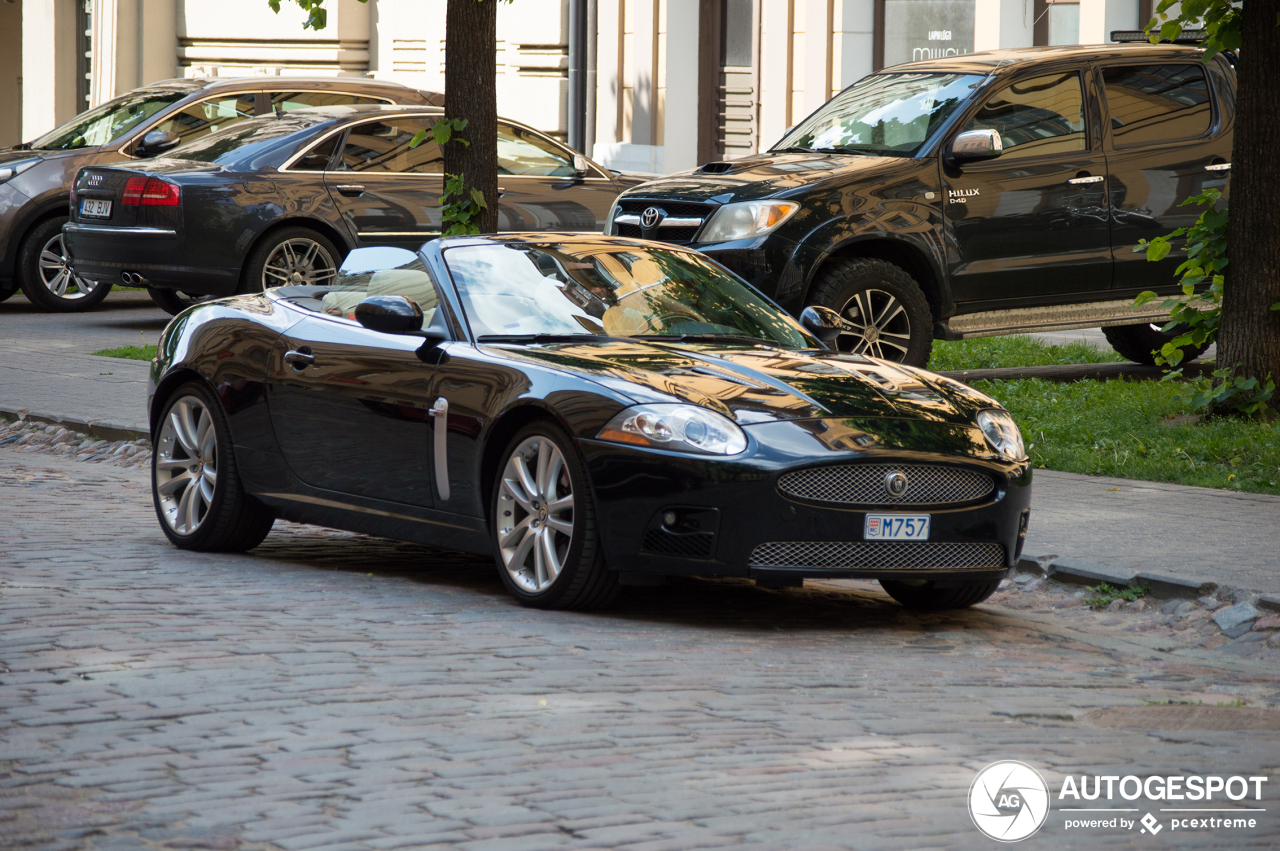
xmin=261 ymin=238 xmax=337 ymax=290
xmin=497 ymin=435 xmax=576 ymax=593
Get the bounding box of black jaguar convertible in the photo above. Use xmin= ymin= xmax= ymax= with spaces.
xmin=148 ymin=234 xmax=1031 ymax=610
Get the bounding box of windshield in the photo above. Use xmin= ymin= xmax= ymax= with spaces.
xmin=165 ymin=116 xmax=318 ymax=165
xmin=443 ymin=241 xmax=818 ymax=348
xmin=29 ymin=90 xmax=188 ymax=151
xmin=775 ymin=73 xmax=984 ymax=157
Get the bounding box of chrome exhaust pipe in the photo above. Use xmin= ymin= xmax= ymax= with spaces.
xmin=121 ymin=271 xmax=147 ymax=286
xmin=121 ymin=271 xmax=135 ymax=284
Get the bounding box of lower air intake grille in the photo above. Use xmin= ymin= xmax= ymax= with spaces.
xmin=641 ymin=528 xmax=715 ymax=559
xmin=749 ymin=541 xmax=1005 ymax=570
xmin=779 ymin=463 xmax=995 ymax=506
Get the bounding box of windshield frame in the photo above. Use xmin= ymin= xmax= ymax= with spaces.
xmin=772 ymin=71 xmax=990 ymax=159
xmin=436 ymin=239 xmax=822 ymax=350
xmin=27 ymin=89 xmax=193 ymax=151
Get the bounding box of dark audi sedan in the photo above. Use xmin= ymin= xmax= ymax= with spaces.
xmin=66 ymin=106 xmax=646 ymax=314
xmin=147 ymin=233 xmax=1031 ymax=611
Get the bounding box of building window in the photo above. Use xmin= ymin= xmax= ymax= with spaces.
xmin=878 ymin=0 xmax=976 ymax=70
xmin=76 ymin=0 xmax=92 ymax=109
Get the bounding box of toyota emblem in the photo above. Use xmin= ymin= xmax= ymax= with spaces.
xmin=885 ymin=471 xmax=909 ymax=498
xmin=640 ymin=206 xmax=664 ymax=229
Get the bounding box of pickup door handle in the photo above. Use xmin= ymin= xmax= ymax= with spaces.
xmin=335 ymin=184 xmax=365 ymax=196
xmin=1204 ymin=162 xmax=1231 ymax=172
xmin=284 ymin=349 xmax=315 ymax=370
xmin=1067 ymin=175 xmax=1104 ymax=185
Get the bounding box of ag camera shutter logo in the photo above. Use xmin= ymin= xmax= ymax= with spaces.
xmin=969 ymin=761 xmax=1051 ymax=842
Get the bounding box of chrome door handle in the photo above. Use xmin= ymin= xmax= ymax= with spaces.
xmin=335 ymin=184 xmax=365 ymax=196
xmin=1204 ymin=162 xmax=1231 ymax=172
xmin=430 ymin=397 xmax=450 ymax=500
xmin=1067 ymin=175 xmax=1104 ymax=185
xmin=284 ymin=349 xmax=315 ymax=370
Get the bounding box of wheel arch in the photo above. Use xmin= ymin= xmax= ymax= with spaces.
xmin=808 ymin=236 xmax=948 ymax=320
xmin=478 ymin=403 xmax=575 ymax=526
xmin=237 ymin=217 xmax=352 ymax=293
xmin=149 ymin=368 xmax=217 ymax=436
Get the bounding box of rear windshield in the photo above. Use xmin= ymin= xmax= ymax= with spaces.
xmin=775 ymin=72 xmax=984 ymax=157
xmin=165 ymin=116 xmax=325 ymax=165
xmin=30 ymin=91 xmax=188 ymax=150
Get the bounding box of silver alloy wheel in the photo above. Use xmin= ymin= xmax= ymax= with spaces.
xmin=39 ymin=233 xmax=98 ymax=300
xmin=496 ymin=436 xmax=575 ymax=593
xmin=155 ymin=396 xmax=219 ymax=536
xmin=261 ymin=238 xmax=337 ymax=290
xmin=836 ymin=288 xmax=912 ymax=360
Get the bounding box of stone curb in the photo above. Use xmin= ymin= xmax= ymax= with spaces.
xmin=0 ymin=407 xmax=149 ymax=442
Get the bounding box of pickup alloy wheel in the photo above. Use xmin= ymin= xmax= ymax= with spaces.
xmin=807 ymin=257 xmax=933 ymax=367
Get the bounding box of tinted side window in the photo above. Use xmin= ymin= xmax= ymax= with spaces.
xmin=963 ymin=73 xmax=1085 ymax=159
xmin=1102 ymin=64 xmax=1211 ymax=146
xmin=269 ymin=91 xmax=393 ymax=111
xmin=150 ymin=95 xmax=257 ymax=146
xmin=496 ymin=124 xmax=575 ymax=176
xmin=336 ymin=119 xmax=443 ymax=174
xmin=291 ymin=134 xmax=340 ymax=171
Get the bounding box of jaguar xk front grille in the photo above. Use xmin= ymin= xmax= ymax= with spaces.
xmin=778 ymin=463 xmax=995 ymax=507
xmin=748 ymin=541 xmax=1006 ymax=570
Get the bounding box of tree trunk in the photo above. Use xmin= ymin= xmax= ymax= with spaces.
xmin=1219 ymin=0 xmax=1280 ymax=396
xmin=444 ymin=0 xmax=499 ymax=234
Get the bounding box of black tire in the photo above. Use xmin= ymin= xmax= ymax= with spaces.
xmin=152 ymin=381 xmax=275 ymax=552
xmin=806 ymin=257 xmax=933 ymax=366
xmin=879 ymin=577 xmax=1001 ymax=611
xmin=148 ymin=287 xmax=217 ymax=316
xmin=490 ymin=420 xmax=619 ymax=610
xmin=0 ymin=287 xmax=16 ymax=303
xmin=241 ymin=226 xmax=340 ymax=295
xmin=17 ymin=216 xmax=113 ymax=312
xmin=1102 ymin=322 xmax=1211 ymax=366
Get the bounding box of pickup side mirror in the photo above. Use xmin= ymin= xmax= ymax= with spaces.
xmin=355 ymin=295 xmax=424 ymax=335
xmin=799 ymin=305 xmax=844 ymax=345
xmin=948 ymin=129 xmax=1003 ymax=163
xmin=136 ymin=130 xmax=182 ymax=157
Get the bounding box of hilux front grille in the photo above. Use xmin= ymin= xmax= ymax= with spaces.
xmin=749 ymin=541 xmax=1006 ymax=570
xmin=612 ymin=198 xmax=717 ymax=245
xmin=778 ymin=464 xmax=995 ymax=507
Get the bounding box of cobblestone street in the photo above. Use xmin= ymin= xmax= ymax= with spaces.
xmin=3 ymin=448 xmax=1278 ymax=850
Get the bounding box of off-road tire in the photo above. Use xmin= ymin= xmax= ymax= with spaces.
xmin=806 ymin=257 xmax=933 ymax=366
xmin=1102 ymin=322 xmax=1211 ymax=366
xmin=17 ymin=216 xmax=113 ymax=312
xmin=490 ymin=420 xmax=619 ymax=610
xmin=879 ymin=578 xmax=1001 ymax=611
xmin=152 ymin=381 xmax=275 ymax=552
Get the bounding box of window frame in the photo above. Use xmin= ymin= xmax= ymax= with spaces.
xmin=956 ymin=68 xmax=1091 ymax=162
xmin=1094 ymin=61 xmax=1219 ymax=151
xmin=118 ymin=89 xmax=261 ymax=157
xmin=327 ymin=116 xmax=446 ymax=177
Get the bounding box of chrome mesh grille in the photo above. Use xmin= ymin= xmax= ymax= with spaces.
xmin=778 ymin=464 xmax=995 ymax=506
xmin=749 ymin=541 xmax=1005 ymax=570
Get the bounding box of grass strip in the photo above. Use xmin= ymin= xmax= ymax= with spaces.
xmin=928 ymin=334 xmax=1125 ymax=372
xmin=92 ymin=344 xmax=158 ymax=361
xmin=975 ymin=376 xmax=1280 ymax=495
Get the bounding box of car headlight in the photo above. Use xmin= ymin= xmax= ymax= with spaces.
xmin=977 ymin=409 xmax=1025 ymax=459
xmin=0 ymin=157 xmax=41 ymax=185
xmin=697 ymin=200 xmax=799 ymax=243
xmin=597 ymin=404 xmax=747 ymax=456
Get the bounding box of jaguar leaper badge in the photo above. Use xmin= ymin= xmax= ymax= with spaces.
xmin=885 ymin=471 xmax=909 ymax=498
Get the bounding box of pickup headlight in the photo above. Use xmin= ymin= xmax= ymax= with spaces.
xmin=597 ymin=404 xmax=747 ymax=456
xmin=0 ymin=157 xmax=41 ymax=185
xmin=697 ymin=200 xmax=799 ymax=243
xmin=977 ymin=409 xmax=1025 ymax=459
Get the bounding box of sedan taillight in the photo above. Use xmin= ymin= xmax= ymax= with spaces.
xmin=122 ymin=176 xmax=181 ymax=206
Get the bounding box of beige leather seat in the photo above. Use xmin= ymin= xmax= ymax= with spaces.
xmin=321 ymin=268 xmax=439 ymax=328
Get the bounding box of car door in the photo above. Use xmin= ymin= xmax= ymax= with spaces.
xmin=1100 ymin=62 xmax=1231 ymax=297
xmin=323 ymin=116 xmax=444 ymax=249
xmin=942 ymin=69 xmax=1113 ymax=306
xmin=264 ymin=263 xmax=450 ymax=509
xmin=494 ymin=122 xmax=621 ymax=232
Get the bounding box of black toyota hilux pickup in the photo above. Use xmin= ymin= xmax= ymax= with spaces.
xmin=608 ymin=42 xmax=1234 ymax=367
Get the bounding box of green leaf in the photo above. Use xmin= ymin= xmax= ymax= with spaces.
xmin=470 ymin=187 xmax=488 ymax=209
xmin=1147 ymin=240 xmax=1171 ymax=262
xmin=408 ymin=129 xmax=429 ymax=149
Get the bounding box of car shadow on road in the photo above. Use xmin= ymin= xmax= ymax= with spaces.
xmin=247 ymin=527 xmax=995 ymax=636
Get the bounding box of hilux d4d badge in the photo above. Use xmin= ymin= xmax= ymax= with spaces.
xmin=949 ymin=188 xmax=980 ymax=204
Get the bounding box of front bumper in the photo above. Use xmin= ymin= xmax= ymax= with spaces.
xmin=63 ymin=222 xmax=238 ymax=294
xmin=580 ymin=419 xmax=1032 ymax=582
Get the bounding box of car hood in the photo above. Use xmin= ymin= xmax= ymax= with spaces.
xmin=624 ymin=151 xmax=915 ymax=204
xmin=490 ymin=340 xmax=995 ymax=425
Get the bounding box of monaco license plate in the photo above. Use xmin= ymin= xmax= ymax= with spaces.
xmin=80 ymin=198 xmax=112 ymax=219
xmin=865 ymin=514 xmax=930 ymax=541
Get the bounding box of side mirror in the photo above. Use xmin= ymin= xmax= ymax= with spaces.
xmin=573 ymin=153 xmax=589 ymax=177
xmin=355 ymin=295 xmax=424 ymax=335
xmin=799 ymin=305 xmax=844 ymax=344
xmin=136 ymin=130 xmax=182 ymax=157
xmin=948 ymin=129 xmax=1003 ymax=163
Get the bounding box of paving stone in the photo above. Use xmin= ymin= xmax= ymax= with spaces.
xmin=1049 ymin=557 xmax=1136 ymax=587
xmin=1212 ymin=602 xmax=1260 ymax=632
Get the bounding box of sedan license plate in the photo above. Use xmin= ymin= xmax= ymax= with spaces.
xmin=865 ymin=514 xmax=930 ymax=541
xmin=80 ymin=199 xmax=112 ymax=219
